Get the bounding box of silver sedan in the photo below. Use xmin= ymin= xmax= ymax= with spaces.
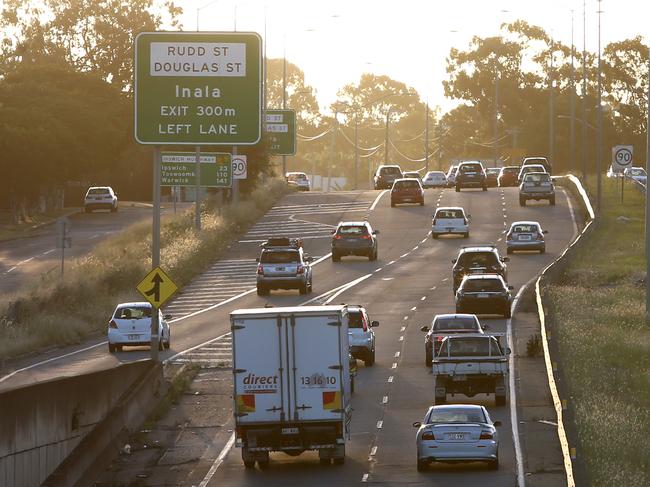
xmin=506 ymin=221 xmax=548 ymax=254
xmin=413 ymin=404 xmax=501 ymax=471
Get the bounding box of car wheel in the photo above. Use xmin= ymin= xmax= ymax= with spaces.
xmin=488 ymin=457 xmax=499 ymax=470
xmin=369 ymin=249 xmax=378 ymax=261
xmin=350 ymin=376 xmax=355 ymax=394
xmin=455 ymin=186 xmax=460 ymax=192
xmin=365 ymin=349 xmax=375 ymax=367
xmin=519 ymin=197 xmax=526 ymax=206
xmin=432 ymin=233 xmax=438 ymax=239
xmin=540 ymin=247 xmax=546 ymax=254
xmin=391 ymin=201 xmax=396 ymax=207
xmin=299 ymin=283 xmax=308 ymax=295
xmin=550 ymin=197 xmax=556 ymax=206
xmin=417 ymin=459 xmax=428 ymax=472
xmin=503 ymin=306 xmax=512 ymax=319
xmin=108 ymin=343 xmax=116 ymax=353
xmin=463 ymin=232 xmax=469 ymax=238
xmin=425 ymin=349 xmax=432 ymax=367
xmin=483 ymin=185 xmax=488 ymax=191
xmin=332 ymin=252 xmax=340 ymax=262
xmin=116 ymin=345 xmax=123 ymax=352
xmin=158 ymin=337 xmax=164 ymax=351
xmin=243 ymin=459 xmax=255 ymax=469
xmin=257 ymin=286 xmax=269 ymax=296
xmin=164 ymin=332 xmax=171 ymax=349
xmin=111 ymin=205 xmax=118 ymax=213
xmin=420 ymin=200 xmax=424 ymax=206
xmin=320 ymin=458 xmax=331 ymax=466
xmin=85 ymin=207 xmax=92 ymax=213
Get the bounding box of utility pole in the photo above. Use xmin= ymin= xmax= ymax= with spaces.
xmin=645 ymin=46 xmax=650 ymax=319
xmin=282 ymin=40 xmax=287 ymax=178
xmin=549 ymin=35 xmax=555 ymax=170
xmin=425 ymin=102 xmax=430 ymax=173
xmin=151 ymin=146 xmax=161 ymax=362
xmin=570 ymin=10 xmax=576 ymax=174
xmin=384 ymin=108 xmax=391 ymax=165
xmin=582 ymin=0 xmax=588 ymax=181
xmin=354 ymin=113 xmax=359 ymax=190
xmin=596 ymin=1 xmax=603 ymax=213
xmin=328 ymin=113 xmax=337 ymax=192
xmin=494 ymin=65 xmax=499 ymax=167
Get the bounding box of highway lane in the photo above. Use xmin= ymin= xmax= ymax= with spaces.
xmin=0 ymin=202 xmax=193 ymax=294
xmin=201 ymin=186 xmax=578 ymax=486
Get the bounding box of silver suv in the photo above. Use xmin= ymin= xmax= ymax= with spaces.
xmin=347 ymin=304 xmax=379 ymax=366
xmin=519 ymin=172 xmax=555 ymax=206
xmin=256 ymin=238 xmax=313 ymax=295
xmin=84 ymin=186 xmax=118 ymax=213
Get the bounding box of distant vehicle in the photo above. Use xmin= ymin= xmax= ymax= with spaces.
xmin=231 ymin=305 xmax=352 ymax=467
xmin=455 ymin=161 xmax=487 ymax=192
xmin=451 ymin=245 xmax=509 ymax=293
xmin=391 ymin=178 xmax=424 ymax=207
xmin=624 ymin=166 xmax=647 ymax=185
xmin=497 ymin=166 xmax=520 ymax=187
xmin=519 ymin=172 xmax=555 ymax=206
xmin=506 ymin=221 xmax=548 ymax=254
xmin=331 ymin=221 xmax=379 ymax=262
xmin=413 ymin=404 xmax=501 ymax=471
xmin=107 ymin=302 xmax=170 ymax=353
xmin=256 ymin=237 xmax=313 ymax=295
xmin=431 ymin=206 xmax=470 ymax=239
xmin=432 ymin=333 xmax=510 ymax=407
xmin=374 ymin=165 xmax=403 ymax=189
xmin=485 ymin=168 xmax=501 ymax=187
xmin=347 ymin=304 xmax=379 ymax=366
xmin=402 ymin=171 xmax=421 ymax=180
xmin=455 ymin=274 xmax=514 ymax=318
xmin=446 ymin=165 xmax=459 ymax=187
xmin=607 ymin=164 xmax=624 ymax=178
xmin=422 ymin=171 xmax=447 ymax=188
xmin=517 ymin=164 xmax=547 ymax=183
xmin=285 ymin=172 xmax=310 ymax=191
xmin=84 ymin=186 xmax=118 ymax=213
xmin=521 ymin=156 xmax=552 ymax=174
xmin=420 ymin=313 xmax=485 ymax=366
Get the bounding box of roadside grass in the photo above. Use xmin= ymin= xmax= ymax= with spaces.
xmin=0 ymin=180 xmax=288 ymax=360
xmin=0 ymin=208 xmax=78 ymax=241
xmin=545 ymin=178 xmax=650 ymax=486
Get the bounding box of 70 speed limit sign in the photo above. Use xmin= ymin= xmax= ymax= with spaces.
xmin=612 ymin=145 xmax=633 ymax=172
xmin=232 ymin=155 xmax=247 ymax=180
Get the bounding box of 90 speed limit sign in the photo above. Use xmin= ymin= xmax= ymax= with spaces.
xmin=232 ymin=155 xmax=247 ymax=180
xmin=612 ymin=145 xmax=633 ymax=172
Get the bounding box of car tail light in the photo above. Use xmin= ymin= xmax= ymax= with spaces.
xmin=333 ymin=234 xmax=342 ymax=240
xmin=421 ymin=430 xmax=436 ymax=440
xmin=361 ymin=234 xmax=372 ymax=240
xmin=536 ymin=233 xmax=544 ymax=240
xmin=464 ymin=219 xmax=468 ymax=225
xmin=436 ymin=336 xmax=444 ymax=342
xmin=479 ymin=430 xmax=494 ymax=440
xmin=236 ymin=425 xmax=245 ymax=440
xmin=109 ymin=319 xmax=118 ymax=329
xmin=257 ymin=264 xmax=264 ymax=275
xmin=432 ymin=219 xmax=437 ymax=225
xmin=296 ymin=265 xmax=305 ymax=274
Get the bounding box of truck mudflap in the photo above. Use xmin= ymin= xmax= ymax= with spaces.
xmin=237 ymin=421 xmax=345 ymax=453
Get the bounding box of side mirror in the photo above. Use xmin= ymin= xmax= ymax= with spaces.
xmin=163 ymin=314 xmax=172 ymax=321
xmin=306 ymin=256 xmax=314 ymax=263
xmin=451 ymin=259 xmax=457 ymax=264
xmin=412 ymin=421 xmax=422 ymax=428
xmin=371 ymin=320 xmax=379 ymax=327
xmin=493 ymin=420 xmax=502 ymax=427
xmin=374 ymin=230 xmax=380 ymax=234
xmin=467 ymin=214 xmax=472 ymax=219
xmin=502 ymin=257 xmax=510 ymax=262
xmin=114 ymin=192 xmax=118 ymax=197
xmin=543 ymin=230 xmax=549 ymax=234
xmin=505 ymin=348 xmax=512 ymax=355
xmin=508 ymin=285 xmax=514 ymax=290
xmin=331 ymin=229 xmax=336 ymax=234
xmin=255 ymin=257 xmax=260 ymax=263
xmin=420 ymin=325 xmax=430 ymax=332
xmin=482 ymin=324 xmax=489 ymax=330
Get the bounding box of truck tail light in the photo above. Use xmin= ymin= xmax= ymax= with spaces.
xmin=479 ymin=430 xmax=494 ymax=440
xmin=296 ymin=265 xmax=305 ymax=274
xmin=436 ymin=336 xmax=444 ymax=342
xmin=109 ymin=320 xmax=118 ymax=329
xmin=536 ymin=233 xmax=544 ymax=240
xmin=257 ymin=264 xmax=264 ymax=275
xmin=336 ymin=422 xmax=343 ymax=437
xmin=333 ymin=234 xmax=342 ymax=240
xmin=421 ymin=430 xmax=436 ymax=440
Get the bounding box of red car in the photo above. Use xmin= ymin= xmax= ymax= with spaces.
xmin=497 ymin=166 xmax=520 ymax=187
xmin=390 ymin=178 xmax=424 ymax=207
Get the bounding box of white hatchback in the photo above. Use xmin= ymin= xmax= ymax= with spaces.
xmin=84 ymin=186 xmax=118 ymax=213
xmin=432 ymin=207 xmax=470 ymax=239
xmin=422 ymin=171 xmax=448 ymax=188
xmin=107 ymin=302 xmax=171 ymax=353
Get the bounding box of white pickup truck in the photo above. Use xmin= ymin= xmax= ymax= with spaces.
xmin=231 ymin=305 xmax=352 ymax=468
xmin=432 ymin=333 xmax=510 ymax=406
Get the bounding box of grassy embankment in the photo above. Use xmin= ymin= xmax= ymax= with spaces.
xmin=0 ymin=180 xmax=288 ymax=360
xmin=545 ymin=178 xmax=650 ymax=486
xmin=0 ymin=208 xmax=76 ymax=241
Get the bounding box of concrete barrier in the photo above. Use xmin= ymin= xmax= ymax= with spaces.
xmin=0 ymin=360 xmax=163 ymax=487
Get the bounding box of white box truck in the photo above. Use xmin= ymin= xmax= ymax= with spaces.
xmin=231 ymin=305 xmax=352 ymax=468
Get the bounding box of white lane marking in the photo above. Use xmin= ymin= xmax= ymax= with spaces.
xmin=430 ymin=286 xmax=436 ymax=290
xmin=421 ymin=238 xmax=427 ymax=243
xmin=382 ymin=396 xmax=389 ymax=404
xmin=563 ymin=188 xmax=579 ymax=239
xmin=400 ymin=326 xmax=406 ymax=332
xmin=403 ymin=316 xmax=408 ymax=320
xmin=400 ymin=253 xmax=409 ymax=258
xmin=90 ymin=234 xmax=100 ymax=239
xmin=394 ymin=351 xmax=400 ymax=358
xmin=388 ymin=376 xmax=394 ymax=383
xmin=410 ymin=306 xmax=417 ymax=311
xmin=420 ymin=296 xmax=426 ymax=301
xmin=399 ymin=336 xmax=404 ymax=342
xmin=370 ymin=446 xmax=378 ymax=456
xmin=376 ymin=420 xmax=383 ymax=429
xmin=288 ymin=215 xmax=338 ymax=228
xmin=369 ymin=190 xmax=388 ymax=211
xmin=198 ymin=432 xmax=236 ymax=487
xmin=381 ymin=277 xmax=394 ymax=281
xmin=391 ymin=363 xmax=397 ymax=369
xmin=374 ymin=267 xmax=383 ymax=272
xmin=387 ymin=260 xmax=396 ymax=266
xmin=6 ymin=266 xmax=16 ymax=273
xmin=322 ymin=274 xmax=373 ymax=305
xmin=441 ymin=278 xmax=448 ymax=282
xmin=42 ymin=249 xmax=56 ymax=255
xmin=412 ymin=245 xmax=419 ymax=251
xmin=362 ymin=474 xmax=369 ymax=482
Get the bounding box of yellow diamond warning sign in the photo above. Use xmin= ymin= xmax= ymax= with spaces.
xmin=136 ymin=266 xmax=178 ymax=308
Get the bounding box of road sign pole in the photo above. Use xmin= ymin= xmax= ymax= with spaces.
xmin=60 ymin=220 xmax=66 ymax=280
xmin=151 ymin=146 xmax=161 ymax=361
xmin=232 ymin=146 xmax=239 ymax=203
xmin=195 ymin=146 xmax=201 ymax=231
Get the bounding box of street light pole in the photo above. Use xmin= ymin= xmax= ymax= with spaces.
xmin=582 ymin=0 xmax=588 ymax=181
xmin=425 ymin=102 xmax=430 ymax=173
xmin=354 ymin=113 xmax=359 ymax=190
xmin=596 ymin=1 xmax=603 ymax=213
xmin=384 ymin=108 xmax=391 ymax=165
xmin=549 ymin=34 xmax=555 ymax=170
xmin=282 ymin=37 xmax=287 ymax=178
xmin=570 ymin=10 xmax=576 ymax=174
xmin=328 ymin=113 xmax=337 ymax=192
xmin=494 ymin=67 xmax=499 ymax=167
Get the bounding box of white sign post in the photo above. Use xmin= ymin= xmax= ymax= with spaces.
xmin=233 ymin=154 xmax=248 ymax=180
xmin=612 ymin=145 xmax=634 ymax=173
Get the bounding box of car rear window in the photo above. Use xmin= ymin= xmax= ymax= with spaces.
xmin=115 ymin=306 xmax=151 ymax=319
xmin=461 ymin=279 xmax=504 ymax=292
xmin=349 ymin=311 xmax=368 ymax=329
xmin=460 ymin=164 xmax=482 ymax=173
xmin=445 ymin=337 xmax=501 ymax=357
xmin=394 ymin=180 xmax=421 ymax=188
xmin=512 ymin=224 xmax=538 ymax=233
xmin=381 ymin=167 xmax=402 ymax=175
xmin=524 ymin=173 xmax=550 ymax=182
xmin=502 ymin=167 xmax=519 ymax=174
xmin=427 ymin=408 xmax=486 ymax=424
xmin=260 ymin=250 xmax=300 ymax=264
xmin=338 ymin=226 xmax=368 ymax=236
xmin=522 ymin=165 xmax=546 ymax=174
xmin=458 ymin=252 xmax=498 ymax=267
xmin=88 ymin=188 xmax=110 ymax=195
xmin=433 ymin=317 xmax=478 ymax=332
xmin=435 ymin=209 xmax=464 ymax=219
xmin=287 ymin=174 xmax=307 ymax=181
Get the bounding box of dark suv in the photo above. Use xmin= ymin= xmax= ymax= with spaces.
xmin=331 ymin=221 xmax=379 ymax=262
xmin=256 ymin=238 xmax=313 ymax=295
xmin=455 ymin=274 xmax=514 ymax=318
xmin=451 ymin=245 xmax=509 ymax=293
xmin=455 ymin=161 xmax=487 ymax=192
xmin=391 ymin=178 xmax=424 ymax=206
xmin=374 ymin=165 xmax=403 ymax=189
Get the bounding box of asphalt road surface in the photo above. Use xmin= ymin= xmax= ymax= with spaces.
xmin=0 ymin=187 xmax=579 ymax=486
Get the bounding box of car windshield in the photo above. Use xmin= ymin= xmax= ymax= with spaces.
xmin=260 ymin=250 xmax=300 ymax=264
xmin=512 ymin=224 xmax=538 ymax=233
xmin=115 ymin=306 xmax=151 ymax=319
xmin=433 ymin=317 xmax=478 ymax=331
xmin=447 ymin=166 xmax=458 ymax=175
xmin=435 ymin=209 xmax=464 ymax=219
xmin=461 ymin=279 xmax=504 ymax=292
xmin=287 ymin=173 xmax=307 ymax=181
xmin=502 ymin=167 xmax=519 ymax=174
xmin=525 ymin=159 xmax=547 ymax=166
xmin=486 ymin=168 xmax=500 ymax=175
xmin=444 ymin=337 xmax=502 ymax=357
xmin=460 ymin=164 xmax=481 ymax=173
xmin=88 ymin=188 xmax=110 ymax=195
xmin=522 ymin=166 xmax=545 ymax=174
xmin=404 ymin=173 xmax=420 ymax=178
xmin=426 ymin=172 xmax=444 ymax=179
xmin=349 ymin=311 xmax=367 ymax=329
xmin=427 ymin=408 xmax=486 ymax=424
xmin=458 ymin=251 xmax=498 ymax=267
xmin=524 ymin=173 xmax=550 ymax=183
xmin=395 ymin=180 xmax=421 ymax=188
xmin=339 ymin=226 xmax=368 ymax=236
xmin=381 ymin=167 xmax=401 ymax=175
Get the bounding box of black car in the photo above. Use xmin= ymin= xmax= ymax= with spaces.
xmin=485 ymin=168 xmax=500 ymax=187
xmin=373 ymin=165 xmax=403 ymax=189
xmin=331 ymin=221 xmax=379 ymax=262
xmin=451 ymin=245 xmax=509 ymax=293
xmin=455 ymin=274 xmax=514 ymax=318
xmin=420 ymin=313 xmax=485 ymax=366
xmin=455 ymin=161 xmax=487 ymax=191
xmin=521 ymin=156 xmax=552 ymax=175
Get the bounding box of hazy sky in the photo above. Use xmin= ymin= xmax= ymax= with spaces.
xmin=173 ymin=0 xmax=649 ymax=113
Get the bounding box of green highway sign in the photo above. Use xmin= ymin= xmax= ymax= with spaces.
xmin=265 ymin=109 xmax=296 ymax=155
xmin=135 ymin=32 xmax=262 ymax=145
xmin=161 ymin=152 xmax=232 ymax=187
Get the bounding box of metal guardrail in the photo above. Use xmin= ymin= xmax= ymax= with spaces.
xmin=534 ymin=174 xmax=596 ymax=487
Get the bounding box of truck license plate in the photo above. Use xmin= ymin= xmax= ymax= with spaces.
xmin=128 ymin=334 xmax=140 ymax=340
xmin=282 ymin=427 xmax=299 ymax=435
